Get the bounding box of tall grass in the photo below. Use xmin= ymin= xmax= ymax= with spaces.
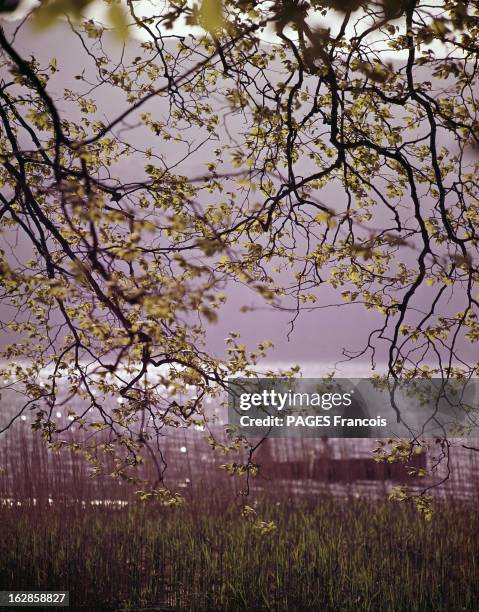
xmin=0 ymin=496 xmax=477 ymax=611
xmin=1 ymin=401 xmax=479 ymax=610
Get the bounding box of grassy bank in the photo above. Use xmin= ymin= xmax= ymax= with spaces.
xmin=0 ymin=496 xmax=477 ymax=611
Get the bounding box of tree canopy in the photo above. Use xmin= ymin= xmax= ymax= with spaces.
xmin=0 ymin=0 xmax=478 ymax=499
